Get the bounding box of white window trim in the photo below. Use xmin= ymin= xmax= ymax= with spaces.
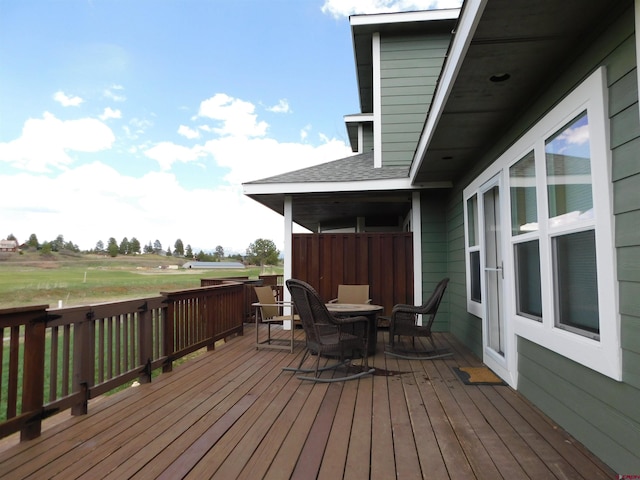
xmin=463 ymin=67 xmax=621 ymax=380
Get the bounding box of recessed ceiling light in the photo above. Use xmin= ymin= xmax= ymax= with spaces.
xmin=490 ymin=73 xmax=511 ymax=82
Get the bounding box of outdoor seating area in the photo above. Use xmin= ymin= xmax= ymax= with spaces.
xmin=0 ymin=324 xmax=615 ymax=479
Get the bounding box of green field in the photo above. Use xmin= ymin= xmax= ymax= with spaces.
xmin=0 ymin=251 xmax=282 ymax=309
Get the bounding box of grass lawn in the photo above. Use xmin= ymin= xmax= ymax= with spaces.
xmin=0 ymin=250 xmax=282 ymax=309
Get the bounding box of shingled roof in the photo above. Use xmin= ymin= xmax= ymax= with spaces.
xmin=244 ymin=151 xmax=409 ymax=185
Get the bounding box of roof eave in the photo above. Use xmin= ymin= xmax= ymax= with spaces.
xmin=409 ymin=0 xmax=487 ymax=184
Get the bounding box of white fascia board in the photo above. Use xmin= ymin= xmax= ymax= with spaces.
xmin=410 ymin=0 xmax=487 ymax=182
xmin=350 ymin=8 xmax=459 ymax=27
xmin=344 ymin=113 xmax=374 ymax=122
xmin=243 ymin=177 xmax=450 ymax=196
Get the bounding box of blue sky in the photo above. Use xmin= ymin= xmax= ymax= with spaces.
xmin=1 ymin=0 xmax=460 ymax=254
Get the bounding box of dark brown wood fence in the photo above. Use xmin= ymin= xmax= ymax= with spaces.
xmin=292 ymin=233 xmax=413 ymax=316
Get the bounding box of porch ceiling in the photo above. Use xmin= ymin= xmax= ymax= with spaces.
xmin=413 ymin=0 xmax=628 ymax=184
xmin=248 ymin=190 xmax=412 ymax=232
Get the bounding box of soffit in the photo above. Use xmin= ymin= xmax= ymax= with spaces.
xmin=413 ymin=0 xmax=629 ymax=184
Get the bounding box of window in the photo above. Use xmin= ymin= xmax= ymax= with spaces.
xmin=467 ymin=195 xmax=481 ymax=303
xmin=514 ymin=240 xmax=542 ymax=320
xmin=510 ymin=151 xmax=542 ymax=322
xmin=553 ymin=230 xmax=599 ymax=337
xmin=510 ymin=151 xmax=538 ymax=235
xmin=465 ymin=195 xmax=482 ymax=315
xmin=463 ymin=67 xmax=620 ymax=380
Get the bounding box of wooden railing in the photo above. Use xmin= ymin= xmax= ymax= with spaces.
xmin=0 ymin=281 xmax=244 ymax=442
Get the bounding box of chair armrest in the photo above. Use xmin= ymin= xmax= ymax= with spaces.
xmin=252 ymin=301 xmax=294 ymax=307
xmin=391 ymin=304 xmax=425 ymax=315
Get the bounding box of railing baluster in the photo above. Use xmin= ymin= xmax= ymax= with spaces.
xmin=62 ymin=324 xmax=70 ymax=397
xmin=98 ymin=319 xmax=105 ymax=384
xmin=50 ymin=326 xmax=59 ymax=402
xmin=1 ymin=284 xmax=244 ymax=441
xmin=7 ymin=325 xmax=20 ymax=419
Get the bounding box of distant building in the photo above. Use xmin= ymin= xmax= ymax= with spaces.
xmin=0 ymin=239 xmax=19 ymax=252
xmin=182 ymin=261 xmax=245 ymax=269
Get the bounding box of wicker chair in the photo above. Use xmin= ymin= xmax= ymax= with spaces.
xmin=385 ymin=277 xmax=452 ymax=360
xmin=328 ymin=284 xmax=371 ymax=304
xmin=284 ymin=279 xmax=375 ymax=382
xmin=254 ymin=286 xmax=300 ymax=352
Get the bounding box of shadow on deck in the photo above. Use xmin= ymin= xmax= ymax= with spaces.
xmin=0 ymin=326 xmax=615 ymax=479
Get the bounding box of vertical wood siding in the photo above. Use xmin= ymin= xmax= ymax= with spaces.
xmin=292 ymin=233 xmax=413 ymax=316
xmin=380 ymin=34 xmax=449 ymax=168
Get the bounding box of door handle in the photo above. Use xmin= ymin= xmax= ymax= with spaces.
xmin=484 ymin=264 xmax=504 ymax=279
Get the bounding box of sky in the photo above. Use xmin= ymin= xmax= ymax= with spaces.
xmin=0 ymin=0 xmax=462 ymax=255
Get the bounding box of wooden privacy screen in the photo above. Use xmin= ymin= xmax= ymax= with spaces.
xmin=292 ymin=232 xmax=413 ymax=317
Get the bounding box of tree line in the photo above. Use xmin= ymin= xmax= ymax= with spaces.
xmin=6 ymin=233 xmax=281 ymax=266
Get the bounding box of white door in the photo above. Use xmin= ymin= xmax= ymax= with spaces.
xmin=480 ymin=176 xmax=510 ymax=379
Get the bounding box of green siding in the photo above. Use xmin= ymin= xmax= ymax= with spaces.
xmin=420 ymin=190 xmax=449 ymax=331
xmin=445 ymin=189 xmax=483 ymax=357
xmin=380 ymin=34 xmax=449 ymax=168
xmin=518 ymin=338 xmax=640 ymax=471
xmin=363 ymin=124 xmax=374 ymax=152
xmin=437 ymin=4 xmax=640 ymax=472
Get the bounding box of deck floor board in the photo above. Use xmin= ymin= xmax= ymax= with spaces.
xmin=0 ymin=325 xmax=617 ymax=479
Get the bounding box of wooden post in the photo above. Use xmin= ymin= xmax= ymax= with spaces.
xmin=138 ymin=302 xmax=153 ymax=384
xmin=72 ymin=309 xmax=95 ymax=416
xmin=162 ymin=296 xmax=174 ymax=373
xmin=20 ymin=310 xmax=47 ymax=441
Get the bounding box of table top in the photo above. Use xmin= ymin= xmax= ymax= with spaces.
xmin=325 ymin=303 xmax=383 ymax=314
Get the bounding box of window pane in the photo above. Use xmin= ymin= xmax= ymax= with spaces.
xmin=514 ymin=240 xmax=542 ymax=320
xmin=467 ymin=195 xmax=478 ymax=246
xmin=470 ymin=251 xmax=481 ymax=302
xmin=546 ymin=111 xmax=594 ymax=228
xmin=553 ymin=230 xmax=599 ymax=337
xmin=510 ymin=151 xmax=538 ymax=235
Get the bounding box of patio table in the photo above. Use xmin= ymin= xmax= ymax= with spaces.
xmin=325 ymin=303 xmax=383 ymax=355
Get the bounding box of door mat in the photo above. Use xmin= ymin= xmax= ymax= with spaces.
xmin=453 ymin=366 xmax=506 ymax=385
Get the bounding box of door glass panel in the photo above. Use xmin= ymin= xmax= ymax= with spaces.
xmin=483 ymin=185 xmax=504 ymax=356
xmin=546 ymin=111 xmax=593 ymax=228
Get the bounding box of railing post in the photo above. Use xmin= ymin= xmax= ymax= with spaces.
xmin=72 ymin=309 xmax=95 ymax=416
xmin=20 ymin=310 xmax=47 ymax=441
xmin=162 ymin=296 xmax=174 ymax=373
xmin=138 ymin=301 xmax=153 ymax=384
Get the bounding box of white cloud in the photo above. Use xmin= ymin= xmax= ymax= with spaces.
xmin=53 ymin=91 xmax=84 ymax=107
xmin=202 ymin=134 xmax=352 ymax=185
xmin=1 ymin=93 xmax=352 ymax=253
xmin=267 ymin=99 xmax=291 ymax=114
xmin=0 ymin=112 xmax=115 ymax=172
xmin=300 ymin=124 xmax=312 ymax=141
xmin=99 ymin=107 xmax=122 ymax=120
xmin=178 ymin=125 xmax=200 ymax=139
xmin=104 ymin=84 xmax=126 ymax=102
xmin=197 ymin=93 xmax=268 ymax=138
xmin=0 ymin=162 xmax=291 ymax=254
xmin=144 ymin=142 xmax=204 ymax=171
xmin=321 ymin=0 xmax=462 ymax=18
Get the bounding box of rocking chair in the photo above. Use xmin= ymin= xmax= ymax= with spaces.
xmin=283 ymin=278 xmax=375 ymax=382
xmin=385 ymin=277 xmax=452 ymax=360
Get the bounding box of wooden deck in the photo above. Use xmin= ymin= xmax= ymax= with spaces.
xmin=0 ymin=325 xmax=615 ymax=479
